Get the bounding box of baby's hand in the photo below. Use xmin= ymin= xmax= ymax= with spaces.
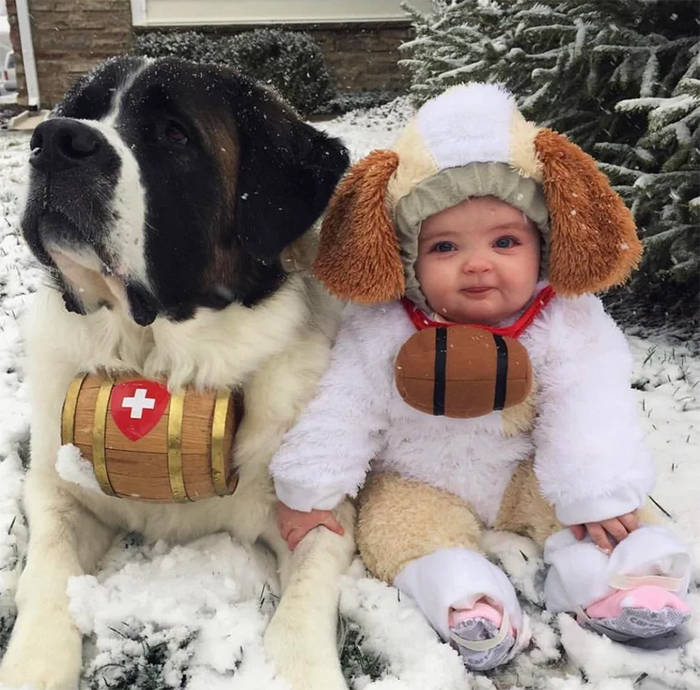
xmin=277 ymin=502 xmax=345 ymax=552
xmin=570 ymin=511 xmax=640 ymax=553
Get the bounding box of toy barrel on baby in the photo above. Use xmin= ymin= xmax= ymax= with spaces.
xmin=394 ymin=326 xmax=533 ymax=418
xmin=61 ymin=373 xmax=242 ymax=502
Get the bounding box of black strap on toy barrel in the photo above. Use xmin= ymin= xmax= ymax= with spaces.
xmin=433 ymin=327 xmax=448 ymax=416
xmin=493 ymin=334 xmax=508 ymax=410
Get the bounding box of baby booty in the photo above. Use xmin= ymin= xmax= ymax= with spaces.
xmin=449 ymin=600 xmax=516 ymax=671
xmin=394 ymin=548 xmax=528 ymax=669
xmin=579 ymin=582 xmax=690 ymax=641
xmin=544 ymin=525 xmax=691 ymax=643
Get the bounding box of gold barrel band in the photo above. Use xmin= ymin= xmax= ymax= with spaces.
xmin=93 ymin=379 xmax=116 ymax=497
xmin=62 ymin=374 xmax=87 ymax=445
xmin=211 ymin=391 xmax=231 ymax=497
xmin=167 ymin=393 xmax=190 ymax=502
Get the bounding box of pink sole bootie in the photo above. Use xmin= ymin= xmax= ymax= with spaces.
xmin=579 ymin=584 xmax=690 ymax=642
xmin=449 ymin=601 xmax=517 ymax=671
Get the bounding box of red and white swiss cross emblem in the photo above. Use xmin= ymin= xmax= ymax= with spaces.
xmin=110 ymin=380 xmax=170 ymax=441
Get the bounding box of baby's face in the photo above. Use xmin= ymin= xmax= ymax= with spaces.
xmin=415 ymin=196 xmax=541 ymax=326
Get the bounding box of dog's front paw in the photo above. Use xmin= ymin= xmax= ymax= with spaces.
xmin=0 ymin=612 xmax=82 ymax=690
xmin=265 ymin=609 xmax=348 ymax=690
xmin=0 ymin=651 xmax=80 ymax=690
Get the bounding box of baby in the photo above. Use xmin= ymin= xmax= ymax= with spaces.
xmin=270 ymin=84 xmax=691 ymax=671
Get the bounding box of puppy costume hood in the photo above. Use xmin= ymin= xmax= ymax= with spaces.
xmin=314 ymin=83 xmax=642 ymax=311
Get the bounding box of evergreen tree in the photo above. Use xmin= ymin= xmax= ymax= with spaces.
xmin=600 ymin=54 xmax=699 ymax=327
xmin=514 ymin=2 xmax=694 ymax=146
xmin=400 ymin=0 xmax=571 ymax=106
xmin=401 ymin=0 xmax=699 ymax=330
xmin=400 ymin=0 xmax=510 ymax=104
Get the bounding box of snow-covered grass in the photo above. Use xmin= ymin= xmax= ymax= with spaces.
xmin=0 ymin=100 xmax=698 ymax=689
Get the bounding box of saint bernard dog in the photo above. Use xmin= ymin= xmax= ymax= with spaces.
xmin=0 ymin=57 xmax=356 ymax=690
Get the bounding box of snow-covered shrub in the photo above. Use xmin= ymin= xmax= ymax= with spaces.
xmin=338 ymin=615 xmax=388 ymax=684
xmin=601 ymin=63 xmax=699 ymax=328
xmin=133 ymin=29 xmax=337 ymax=115
xmin=84 ymin=620 xmax=195 ymax=690
xmin=400 ymin=0 xmax=512 ymax=102
xmin=401 ymin=0 xmax=699 ymax=328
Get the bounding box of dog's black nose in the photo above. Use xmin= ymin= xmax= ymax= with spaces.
xmin=30 ymin=119 xmax=103 ymax=172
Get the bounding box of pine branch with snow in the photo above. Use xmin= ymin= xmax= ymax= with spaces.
xmin=601 ymin=48 xmax=699 ymax=326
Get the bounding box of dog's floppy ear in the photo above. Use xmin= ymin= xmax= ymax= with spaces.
xmin=314 ymin=149 xmax=404 ymax=303
xmin=229 ymin=80 xmax=350 ymax=262
xmin=534 ymin=129 xmax=643 ymax=296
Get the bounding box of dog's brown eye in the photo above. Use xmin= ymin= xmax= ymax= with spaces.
xmin=166 ymin=121 xmax=189 ymax=145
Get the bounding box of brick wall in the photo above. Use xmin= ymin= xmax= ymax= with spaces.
xmin=8 ymin=0 xmax=413 ymax=108
xmin=8 ymin=0 xmax=133 ymax=107
xmin=301 ymin=24 xmax=413 ymax=92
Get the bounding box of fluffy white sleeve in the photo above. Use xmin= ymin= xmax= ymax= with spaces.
xmin=270 ymin=305 xmax=392 ymax=512
xmin=526 ymin=295 xmax=656 ymax=525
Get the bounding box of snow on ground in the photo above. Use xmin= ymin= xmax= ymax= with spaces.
xmin=0 ymin=101 xmax=698 ymax=689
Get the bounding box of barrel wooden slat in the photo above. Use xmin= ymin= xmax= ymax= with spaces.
xmin=182 ymin=457 xmax=222 ymax=500
xmin=80 ymin=376 xmax=105 ymax=391
xmin=105 ymin=473 xmax=182 ymax=502
xmin=104 ymin=411 xmax=169 ymax=452
xmin=181 ymin=394 xmax=217 ymax=498
xmin=73 ymin=383 xmax=100 ymax=447
xmin=84 ymin=447 xmax=172 ymax=478
xmin=107 ymin=468 xmax=225 ymax=502
xmin=181 ymin=393 xmax=218 ymax=456
xmin=63 ymin=373 xmax=240 ymax=503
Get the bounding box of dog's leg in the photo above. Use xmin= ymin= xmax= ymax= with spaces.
xmin=0 ymin=309 xmax=119 ymax=689
xmin=0 ymin=470 xmax=117 ymax=690
xmin=263 ymin=500 xmax=355 ymax=690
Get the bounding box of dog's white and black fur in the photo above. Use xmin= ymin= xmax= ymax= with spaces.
xmin=0 ymin=57 xmax=356 ymax=690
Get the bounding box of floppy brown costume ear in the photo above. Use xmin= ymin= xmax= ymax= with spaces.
xmin=314 ymin=149 xmax=405 ymax=303
xmin=535 ymin=129 xmax=643 ymax=296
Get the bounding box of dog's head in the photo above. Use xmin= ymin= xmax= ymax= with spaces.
xmin=21 ymin=57 xmax=349 ymax=325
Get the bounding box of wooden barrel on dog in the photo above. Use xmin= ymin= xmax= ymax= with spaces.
xmin=61 ymin=373 xmax=243 ymax=502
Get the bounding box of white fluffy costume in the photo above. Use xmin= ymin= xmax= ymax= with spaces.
xmin=270 ymin=84 xmax=691 ymax=662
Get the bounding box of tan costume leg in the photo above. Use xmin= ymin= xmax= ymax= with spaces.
xmin=493 ymin=459 xmax=562 ymax=547
xmin=356 ymin=470 xmax=530 ymax=654
xmin=356 ymin=472 xmax=483 ymax=584
xmin=356 ymin=461 xmax=562 ymax=584
xmin=494 ymin=458 xmax=660 ymax=546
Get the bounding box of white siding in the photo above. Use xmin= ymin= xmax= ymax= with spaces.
xmin=134 ymin=0 xmax=433 ymax=26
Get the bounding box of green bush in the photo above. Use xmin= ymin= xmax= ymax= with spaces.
xmin=133 ymin=29 xmax=337 ymax=116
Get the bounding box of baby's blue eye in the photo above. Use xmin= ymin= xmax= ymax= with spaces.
xmin=432 ymin=241 xmax=456 ymax=253
xmin=494 ymin=236 xmax=517 ymax=249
